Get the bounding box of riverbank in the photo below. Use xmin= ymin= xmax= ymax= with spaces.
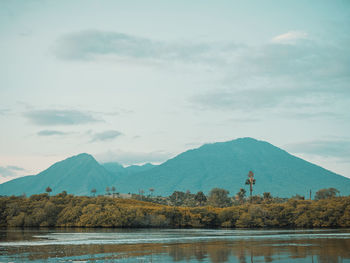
xmin=1 ymin=194 xmax=349 ymax=228
xmin=2 ymin=228 xmax=350 ymax=262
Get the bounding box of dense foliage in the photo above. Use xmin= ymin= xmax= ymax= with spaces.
xmin=1 ymin=191 xmax=350 ymax=228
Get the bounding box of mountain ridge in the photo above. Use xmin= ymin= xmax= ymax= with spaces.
xmin=112 ymin=137 xmax=350 ymax=196
xmin=1 ymin=137 xmax=349 ymax=197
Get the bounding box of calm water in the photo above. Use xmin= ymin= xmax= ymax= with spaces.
xmin=0 ymin=228 xmax=350 ymax=262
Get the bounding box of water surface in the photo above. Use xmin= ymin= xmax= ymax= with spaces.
xmin=1 ymin=228 xmax=350 ymax=262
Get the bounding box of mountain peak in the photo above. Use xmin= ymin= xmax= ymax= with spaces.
xmin=235 ymin=137 xmax=258 ymax=141
xmin=61 ymin=153 xmax=98 ymax=165
xmin=202 ymin=137 xmax=262 ymax=147
xmin=228 ymin=137 xmax=268 ymax=145
xmin=0 ymin=152 xmax=115 ymax=196
xmin=198 ymin=137 xmax=271 ymax=152
xmin=72 ymin=153 xmax=95 ymax=160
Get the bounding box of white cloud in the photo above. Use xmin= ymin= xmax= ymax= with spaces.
xmin=0 ymin=165 xmax=25 ymax=178
xmin=285 ymin=139 xmax=350 ymax=159
xmin=37 ymin=130 xmax=69 ymax=136
xmin=25 ymin=109 xmax=101 ymax=126
xmin=95 ymin=149 xmax=172 ymax=165
xmin=90 ymin=130 xmax=123 ymax=142
xmin=0 ymin=108 xmax=11 ymax=115
xmin=271 ymin=31 xmax=308 ymax=44
xmin=54 ymin=30 xmax=213 ymax=63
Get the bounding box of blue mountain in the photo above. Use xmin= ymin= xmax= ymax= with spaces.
xmin=115 ymin=138 xmax=350 ymax=197
xmin=0 ymin=153 xmax=116 ymax=196
xmin=102 ymin=162 xmax=156 ymax=175
xmin=1 ymin=138 xmax=349 ymax=197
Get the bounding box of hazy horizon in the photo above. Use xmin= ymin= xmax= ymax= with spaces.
xmin=1 ymin=0 xmax=350 ymax=183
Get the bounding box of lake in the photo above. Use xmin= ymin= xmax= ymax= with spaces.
xmin=1 ymin=228 xmax=350 ymax=262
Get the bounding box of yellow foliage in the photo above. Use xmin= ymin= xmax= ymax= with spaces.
xmin=1 ymin=195 xmax=350 ymax=228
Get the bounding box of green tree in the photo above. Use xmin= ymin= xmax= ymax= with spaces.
xmin=245 ymin=171 xmax=256 ymax=202
xmin=169 ymin=191 xmax=186 ymax=206
xmin=139 ymin=189 xmax=145 ymax=200
xmin=291 ymin=194 xmax=304 ymax=200
xmin=43 ymin=201 xmax=58 ymax=226
xmin=219 ymin=207 xmax=240 ymax=227
xmin=263 ymin=192 xmax=272 ymax=200
xmin=315 ymin=188 xmax=340 ymax=200
xmin=194 ymin=191 xmax=207 ymax=206
xmin=183 ymin=190 xmax=196 ymax=207
xmin=45 ymin=186 xmax=52 ymax=196
xmin=236 ymin=188 xmax=246 ymax=204
xmin=111 ymin=186 xmax=116 ymax=197
xmin=208 ymin=188 xmax=231 ymax=208
xmin=60 ymin=190 xmax=67 ymax=197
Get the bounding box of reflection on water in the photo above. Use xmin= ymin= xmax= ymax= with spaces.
xmin=0 ymin=228 xmax=350 ymax=262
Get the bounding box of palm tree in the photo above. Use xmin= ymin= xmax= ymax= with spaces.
xmin=139 ymin=189 xmax=144 ymax=200
xmin=91 ymin=188 xmax=97 ymax=197
xmin=149 ymin=188 xmax=155 ymax=197
xmin=46 ymin=186 xmax=52 ymax=196
xmin=106 ymin=186 xmax=110 ymax=195
xmin=111 ymin=186 xmax=116 ymax=197
xmin=245 ymin=171 xmax=256 ymax=202
xmin=263 ymin=192 xmax=272 ymax=200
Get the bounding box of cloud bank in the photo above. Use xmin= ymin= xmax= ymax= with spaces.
xmin=0 ymin=109 xmax=11 ymax=115
xmin=286 ymin=140 xmax=350 ymax=159
xmin=271 ymin=31 xmax=308 ymax=44
xmin=96 ymin=150 xmax=172 ymax=165
xmin=37 ymin=130 xmax=68 ymax=136
xmin=189 ymin=34 xmax=350 ymax=113
xmin=91 ymin=130 xmax=123 ymax=142
xmin=0 ymin=165 xmax=25 ymax=178
xmin=54 ymin=30 xmax=350 ymax=115
xmin=25 ymin=109 xmax=100 ymax=126
xmin=54 ymin=30 xmax=213 ymax=63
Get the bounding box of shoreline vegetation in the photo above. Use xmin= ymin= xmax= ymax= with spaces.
xmin=1 ymin=188 xmax=350 ymax=228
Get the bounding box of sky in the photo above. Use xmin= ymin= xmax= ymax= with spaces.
xmin=0 ymin=0 xmax=350 ymax=183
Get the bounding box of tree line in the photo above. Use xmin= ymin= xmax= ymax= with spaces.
xmin=2 ymin=171 xmax=348 ymax=228
xmin=1 ymin=191 xmax=349 ymax=228
xmin=49 ymin=171 xmax=339 ymax=208
xmin=85 ymin=171 xmax=339 ymax=207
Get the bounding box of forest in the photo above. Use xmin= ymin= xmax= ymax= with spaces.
xmin=1 ymin=187 xmax=350 ymax=228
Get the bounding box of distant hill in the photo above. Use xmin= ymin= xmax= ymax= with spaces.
xmin=0 ymin=153 xmax=116 ymax=196
xmin=1 ymin=138 xmax=350 ymax=197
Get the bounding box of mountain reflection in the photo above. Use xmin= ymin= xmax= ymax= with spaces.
xmin=1 ymin=229 xmax=350 ymax=262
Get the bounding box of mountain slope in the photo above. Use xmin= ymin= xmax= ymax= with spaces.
xmin=102 ymin=162 xmax=156 ymax=175
xmin=101 ymin=162 xmax=125 ymax=175
xmin=1 ymin=138 xmax=350 ymax=197
xmin=115 ymin=138 xmax=350 ymax=197
xmin=0 ymin=153 xmax=116 ymax=196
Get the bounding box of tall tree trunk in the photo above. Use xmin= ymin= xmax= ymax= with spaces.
xmin=250 ymin=184 xmax=253 ymax=203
